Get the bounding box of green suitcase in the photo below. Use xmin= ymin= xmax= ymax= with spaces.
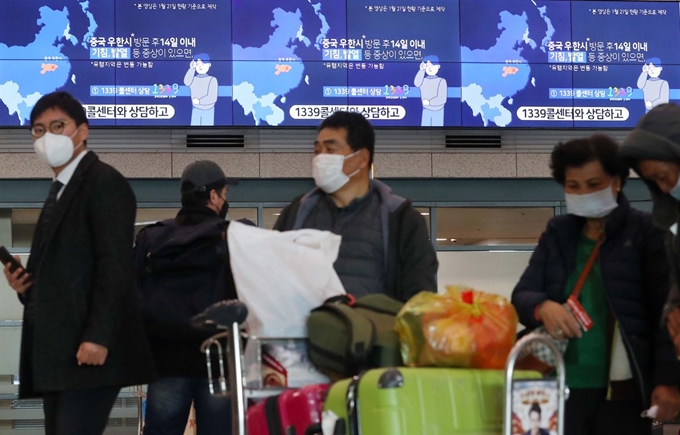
xmin=323 ymin=367 xmax=542 ymax=435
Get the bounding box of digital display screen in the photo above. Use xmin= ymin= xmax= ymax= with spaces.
xmin=1 ymin=0 xmax=678 ymax=128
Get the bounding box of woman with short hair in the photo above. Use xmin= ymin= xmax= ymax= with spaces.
xmin=512 ymin=134 xmax=680 ymax=434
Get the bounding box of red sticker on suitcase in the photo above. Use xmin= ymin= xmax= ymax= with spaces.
xmin=566 ymin=295 xmax=593 ymax=331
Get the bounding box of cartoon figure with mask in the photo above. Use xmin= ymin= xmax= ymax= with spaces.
xmin=414 ymin=55 xmax=447 ymax=126
xmin=184 ymin=53 xmax=218 ymax=126
xmin=637 ymin=57 xmax=669 ymax=113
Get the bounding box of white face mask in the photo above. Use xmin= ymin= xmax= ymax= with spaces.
xmin=312 ymin=151 xmax=361 ymax=194
xmin=34 ymin=130 xmax=82 ymax=168
xmin=565 ymin=185 xmax=618 ymax=218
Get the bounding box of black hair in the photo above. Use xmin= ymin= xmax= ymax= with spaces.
xmin=550 ymin=134 xmax=629 ymax=187
xmin=30 ymin=91 xmax=88 ymax=127
xmin=180 ymin=181 xmax=224 ymax=209
xmin=30 ymin=91 xmax=89 ymax=146
xmin=319 ymin=111 xmax=375 ymax=165
xmin=529 ymin=402 xmax=542 ymax=416
xmin=181 ymin=190 xmax=209 ymax=209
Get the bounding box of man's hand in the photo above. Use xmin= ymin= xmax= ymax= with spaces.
xmin=76 ymin=342 xmax=108 ymax=366
xmin=3 ymin=257 xmax=32 ymax=295
xmin=667 ymin=307 xmax=680 ymax=355
xmin=419 ymin=61 xmax=426 ymax=71
xmin=643 ymin=64 xmax=650 ymax=73
xmin=537 ymin=300 xmax=582 ymax=339
xmin=190 ymin=60 xmax=197 ymax=69
xmin=423 ymin=99 xmax=430 ymax=106
xmin=646 ymin=100 xmax=653 ymax=109
xmin=192 ymin=98 xmax=200 ymax=105
xmin=652 ymin=385 xmax=680 ymax=422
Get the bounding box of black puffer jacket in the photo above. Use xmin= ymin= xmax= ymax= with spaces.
xmin=512 ymin=193 xmax=680 ymax=406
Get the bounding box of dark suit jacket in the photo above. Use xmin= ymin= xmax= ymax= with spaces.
xmin=19 ymin=151 xmax=156 ymax=398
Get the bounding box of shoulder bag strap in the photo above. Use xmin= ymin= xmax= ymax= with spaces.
xmin=570 ymin=234 xmax=605 ymax=299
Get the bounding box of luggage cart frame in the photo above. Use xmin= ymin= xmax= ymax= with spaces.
xmin=504 ymin=332 xmax=567 ymax=435
xmin=201 ymin=321 xmax=247 ymax=435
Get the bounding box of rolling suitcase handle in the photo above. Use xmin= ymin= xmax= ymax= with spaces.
xmin=195 ymin=300 xmax=249 ymax=435
xmin=504 ymin=332 xmax=567 ymax=435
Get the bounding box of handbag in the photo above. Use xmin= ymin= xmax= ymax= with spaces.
xmin=516 ymin=235 xmax=604 ymax=374
xmin=307 ymin=294 xmax=404 ymax=379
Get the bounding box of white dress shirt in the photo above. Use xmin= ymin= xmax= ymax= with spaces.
xmin=55 ymin=150 xmax=89 ymax=201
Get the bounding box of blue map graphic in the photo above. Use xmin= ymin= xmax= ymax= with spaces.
xmin=2 ymin=0 xmax=680 ymax=128
xmin=460 ymin=0 xmax=569 ymax=127
xmin=231 ymin=0 xmax=344 ymax=126
xmin=0 ymin=1 xmax=102 ymax=125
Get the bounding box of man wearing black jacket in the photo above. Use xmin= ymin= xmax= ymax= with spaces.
xmin=3 ymin=91 xmax=156 ymax=435
xmin=274 ymin=111 xmax=438 ymax=301
xmin=135 ymin=160 xmax=238 ymax=435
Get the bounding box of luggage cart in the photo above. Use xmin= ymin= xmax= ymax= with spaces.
xmin=197 ymin=301 xmax=329 ymax=435
xmin=504 ymin=333 xmax=568 ymax=435
xmin=194 ymin=300 xmax=250 ymax=435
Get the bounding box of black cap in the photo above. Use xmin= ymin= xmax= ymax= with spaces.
xmin=180 ymin=160 xmax=239 ymax=193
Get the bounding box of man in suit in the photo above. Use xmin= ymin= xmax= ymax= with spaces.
xmin=2 ymin=91 xmax=156 ymax=435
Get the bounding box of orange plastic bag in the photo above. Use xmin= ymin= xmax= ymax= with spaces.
xmin=395 ymin=286 xmax=519 ymax=369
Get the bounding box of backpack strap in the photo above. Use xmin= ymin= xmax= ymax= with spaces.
xmin=312 ymin=302 xmax=375 ymax=374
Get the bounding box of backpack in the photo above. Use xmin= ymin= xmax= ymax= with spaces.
xmin=135 ymin=218 xmax=231 ymax=337
xmin=306 ymin=294 xmax=404 ymax=379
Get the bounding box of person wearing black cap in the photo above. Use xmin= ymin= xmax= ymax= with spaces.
xmin=134 ymin=160 xmax=238 ymax=435
xmin=621 ymin=103 xmax=680 ymax=358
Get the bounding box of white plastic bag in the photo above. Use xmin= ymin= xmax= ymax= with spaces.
xmin=227 ymin=221 xmax=346 ymax=338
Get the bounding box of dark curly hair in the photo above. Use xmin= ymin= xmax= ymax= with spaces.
xmin=550 ymin=134 xmax=629 ymax=187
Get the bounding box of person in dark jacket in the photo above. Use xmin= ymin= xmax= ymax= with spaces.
xmin=274 ymin=111 xmax=437 ymax=301
xmin=511 ymin=134 xmax=680 ymax=434
xmin=620 ymin=103 xmax=680 ymax=357
xmin=134 ymin=160 xmax=238 ymax=435
xmin=2 ymin=91 xmax=156 ymax=435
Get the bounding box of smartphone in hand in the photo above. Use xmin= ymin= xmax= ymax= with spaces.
xmin=0 ymin=246 xmax=25 ymax=276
